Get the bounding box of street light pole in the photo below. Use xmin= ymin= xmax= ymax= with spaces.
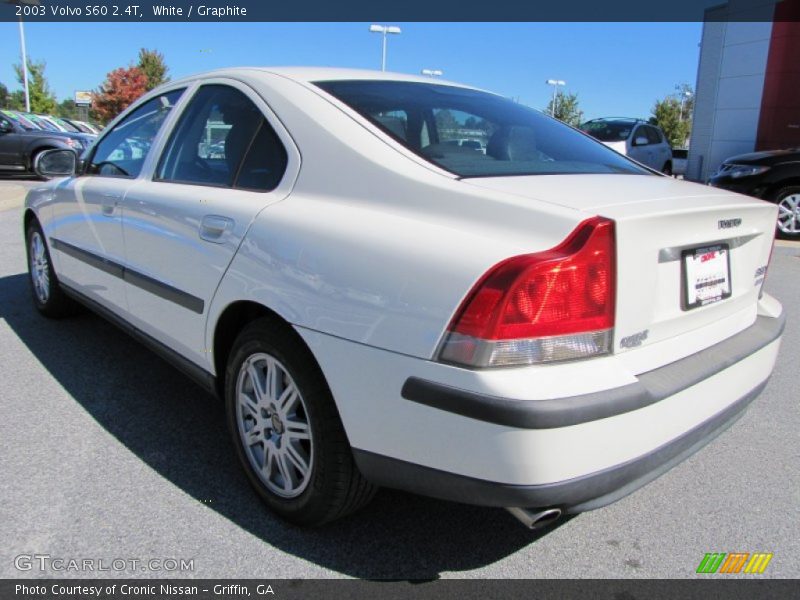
xmin=369 ymin=24 xmax=401 ymax=72
xmin=679 ymin=90 xmax=693 ymax=122
xmin=18 ymin=17 xmax=30 ymax=112
xmin=546 ymin=79 xmax=566 ymax=117
xmin=9 ymin=0 xmax=38 ymax=112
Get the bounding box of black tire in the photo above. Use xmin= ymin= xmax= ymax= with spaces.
xmin=225 ymin=318 xmax=376 ymax=526
xmin=773 ymin=186 xmax=800 ymax=239
xmin=662 ymin=162 xmax=673 ymax=176
xmin=25 ymin=219 xmax=78 ymax=318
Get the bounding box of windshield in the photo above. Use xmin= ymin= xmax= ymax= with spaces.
xmin=580 ymin=120 xmax=635 ymax=142
xmin=1 ymin=110 xmax=37 ymax=131
xmin=314 ymin=80 xmax=648 ymax=178
xmin=51 ymin=117 xmax=81 ymax=133
xmin=25 ymin=114 xmax=58 ymax=132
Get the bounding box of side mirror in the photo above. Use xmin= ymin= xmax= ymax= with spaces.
xmin=34 ymin=148 xmax=77 ymax=179
xmin=633 ymin=136 xmax=649 ymax=147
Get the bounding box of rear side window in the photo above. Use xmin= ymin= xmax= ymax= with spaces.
xmin=156 ymin=84 xmax=287 ymax=192
xmin=86 ymin=89 xmax=184 ymax=178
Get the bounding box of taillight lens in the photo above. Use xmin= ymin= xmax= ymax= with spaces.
xmin=438 ymin=217 xmax=616 ymax=367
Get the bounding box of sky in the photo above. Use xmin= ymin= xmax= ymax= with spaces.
xmin=0 ymin=22 xmax=703 ymax=120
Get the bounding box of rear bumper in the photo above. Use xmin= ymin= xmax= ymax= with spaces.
xmin=355 ymin=312 xmax=784 ymax=511
xmin=354 ymin=377 xmax=767 ymax=512
xmin=299 ymin=308 xmax=784 ymax=511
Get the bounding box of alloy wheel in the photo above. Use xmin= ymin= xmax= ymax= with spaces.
xmin=235 ymin=352 xmax=313 ymax=498
xmin=777 ymin=193 xmax=800 ymax=235
xmin=29 ymin=231 xmax=50 ymax=304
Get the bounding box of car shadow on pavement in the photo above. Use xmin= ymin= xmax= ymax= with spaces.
xmin=0 ymin=272 xmax=573 ymax=579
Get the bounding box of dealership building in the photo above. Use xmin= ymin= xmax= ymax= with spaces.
xmin=688 ymin=0 xmax=800 ymax=182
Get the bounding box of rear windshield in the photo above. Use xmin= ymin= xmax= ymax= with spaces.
xmin=314 ymin=80 xmax=648 ymax=178
xmin=580 ymin=120 xmax=635 ymax=142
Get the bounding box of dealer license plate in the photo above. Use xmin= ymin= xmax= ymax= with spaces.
xmin=682 ymin=244 xmax=732 ymax=309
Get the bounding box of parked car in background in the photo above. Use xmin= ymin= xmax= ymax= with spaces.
xmin=0 ymin=109 xmax=90 ymax=175
xmin=63 ymin=118 xmax=101 ymax=135
xmin=709 ymin=148 xmax=800 ymax=238
xmin=48 ymin=115 xmax=97 ymax=139
xmin=672 ymin=148 xmax=688 ymax=178
xmin=443 ymin=138 xmax=486 ymax=153
xmin=581 ymin=118 xmax=673 ymax=174
xmin=21 ymin=113 xmax=61 ymax=133
xmin=24 ymin=68 xmax=783 ymax=529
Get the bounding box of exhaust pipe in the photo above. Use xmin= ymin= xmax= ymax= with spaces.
xmin=506 ymin=507 xmax=563 ymax=530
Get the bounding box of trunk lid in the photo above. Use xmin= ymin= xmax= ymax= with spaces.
xmin=463 ymin=174 xmax=777 ymax=360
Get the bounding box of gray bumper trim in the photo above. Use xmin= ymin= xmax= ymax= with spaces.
xmin=355 ymin=378 xmax=768 ymax=511
xmin=402 ymin=312 xmax=784 ymax=429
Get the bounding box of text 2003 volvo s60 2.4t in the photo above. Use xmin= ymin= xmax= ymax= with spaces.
xmin=25 ymin=68 xmax=784 ymax=528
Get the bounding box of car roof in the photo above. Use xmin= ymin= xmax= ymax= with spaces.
xmin=166 ymin=66 xmax=477 ymax=90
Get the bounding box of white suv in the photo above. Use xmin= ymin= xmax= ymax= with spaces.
xmin=581 ymin=118 xmax=673 ymax=174
xmin=25 ymin=68 xmax=782 ymax=528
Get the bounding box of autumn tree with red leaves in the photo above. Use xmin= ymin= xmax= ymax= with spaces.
xmin=91 ymin=66 xmax=148 ymax=124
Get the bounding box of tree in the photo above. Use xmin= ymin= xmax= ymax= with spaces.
xmin=545 ymin=91 xmax=584 ymax=127
xmin=92 ymin=66 xmax=148 ymax=123
xmin=0 ymin=82 xmax=8 ymax=108
xmin=7 ymin=90 xmax=26 ymax=111
xmin=137 ymin=48 xmax=169 ymax=91
xmin=650 ymin=84 xmax=693 ymax=148
xmin=13 ymin=59 xmax=57 ymax=113
xmin=57 ymin=98 xmax=79 ymax=120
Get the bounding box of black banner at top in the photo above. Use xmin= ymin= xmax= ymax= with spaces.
xmin=0 ymin=0 xmax=795 ymax=22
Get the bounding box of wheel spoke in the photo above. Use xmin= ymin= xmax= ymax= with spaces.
xmin=238 ymin=392 xmax=259 ymax=417
xmin=285 ymin=419 xmax=310 ymax=440
xmin=286 ymin=443 xmax=310 ymax=478
xmin=265 ymin=357 xmax=280 ymax=403
xmin=275 ymin=452 xmax=294 ymax=491
xmin=262 ymin=444 xmax=275 ymax=474
xmin=244 ymin=426 xmax=262 ymax=446
xmin=247 ymin=364 xmax=266 ymax=404
xmin=277 ymin=382 xmax=298 ymax=412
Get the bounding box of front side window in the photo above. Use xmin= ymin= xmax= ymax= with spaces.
xmin=156 ymin=84 xmax=288 ymax=192
xmin=86 ymin=88 xmax=184 ymax=178
xmin=316 ymin=81 xmax=648 ymax=178
xmin=633 ymin=126 xmax=651 ymax=145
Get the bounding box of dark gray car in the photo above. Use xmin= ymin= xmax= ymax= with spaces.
xmin=0 ymin=110 xmax=90 ymax=176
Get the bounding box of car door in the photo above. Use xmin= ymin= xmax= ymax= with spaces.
xmin=0 ymin=114 xmax=24 ymax=170
xmin=627 ymin=124 xmax=653 ymax=168
xmin=120 ymin=80 xmax=300 ymax=368
xmin=48 ymin=89 xmax=185 ymax=313
xmin=647 ymin=126 xmax=672 ymax=172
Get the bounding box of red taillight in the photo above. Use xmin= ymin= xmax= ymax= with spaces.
xmin=439 ymin=217 xmax=616 ymax=367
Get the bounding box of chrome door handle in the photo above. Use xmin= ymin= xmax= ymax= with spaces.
xmin=102 ymin=194 xmax=119 ymax=216
xmin=199 ymin=215 xmax=234 ymax=242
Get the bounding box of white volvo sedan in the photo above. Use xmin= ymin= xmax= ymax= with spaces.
xmin=24 ymin=68 xmax=784 ymax=528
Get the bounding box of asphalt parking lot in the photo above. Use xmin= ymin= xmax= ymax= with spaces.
xmin=0 ymin=179 xmax=798 ymax=579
